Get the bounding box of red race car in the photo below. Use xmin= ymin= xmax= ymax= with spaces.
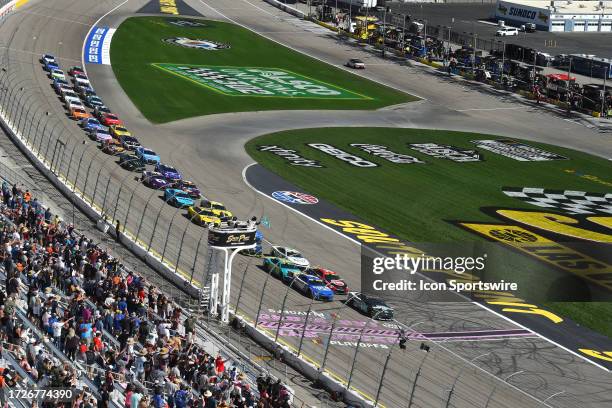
xmin=68 ymin=66 xmax=85 ymax=77
xmin=309 ymin=268 xmax=348 ymax=294
xmin=100 ymin=113 xmax=123 ymax=126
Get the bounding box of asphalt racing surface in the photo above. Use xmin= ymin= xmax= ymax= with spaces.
xmin=1 ymin=0 xmax=611 ymax=407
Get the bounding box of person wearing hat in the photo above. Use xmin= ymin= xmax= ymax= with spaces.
xmin=133 ymin=348 xmax=147 ymax=382
xmin=203 ymin=390 xmax=216 ymax=408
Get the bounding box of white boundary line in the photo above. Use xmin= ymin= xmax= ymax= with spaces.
xmin=241 ymin=162 xmax=611 ymax=376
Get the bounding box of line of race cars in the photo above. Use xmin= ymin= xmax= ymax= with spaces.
xmin=41 ymin=54 xmax=394 ymax=321
xmin=41 ymin=54 xmax=236 ymax=227
xmin=261 ymin=245 xmax=394 ymax=320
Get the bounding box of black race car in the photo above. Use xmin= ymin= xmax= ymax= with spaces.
xmin=346 ymin=292 xmax=394 ymax=320
xmin=118 ymin=153 xmax=145 ymax=172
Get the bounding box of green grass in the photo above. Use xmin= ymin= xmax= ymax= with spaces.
xmin=246 ymin=127 xmax=612 ymax=337
xmin=110 ymin=17 xmax=416 ymax=123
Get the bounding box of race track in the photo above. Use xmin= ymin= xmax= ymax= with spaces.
xmin=1 ymin=0 xmax=611 ymax=407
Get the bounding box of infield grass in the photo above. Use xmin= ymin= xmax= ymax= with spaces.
xmin=246 ymin=127 xmax=612 ymax=337
xmin=110 ymin=17 xmax=416 ymax=123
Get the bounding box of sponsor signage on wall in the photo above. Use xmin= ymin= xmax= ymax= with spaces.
xmin=208 ymin=228 xmax=257 ymax=248
xmin=350 ymin=144 xmax=425 ymax=164
xmin=472 ymin=139 xmax=568 ymax=161
xmin=496 ymin=1 xmax=550 ymax=25
xmin=408 ymin=143 xmax=482 ymax=162
xmin=153 ymin=64 xmax=368 ymax=99
xmin=307 ymin=143 xmax=378 ymax=167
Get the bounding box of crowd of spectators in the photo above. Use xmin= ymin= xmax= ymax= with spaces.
xmin=0 ymin=180 xmax=293 ymax=408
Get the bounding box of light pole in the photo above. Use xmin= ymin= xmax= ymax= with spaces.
xmin=500 ymin=40 xmax=506 ymax=84
xmin=602 ymin=66 xmax=608 ymax=117
xmin=382 ymin=6 xmax=388 ymax=58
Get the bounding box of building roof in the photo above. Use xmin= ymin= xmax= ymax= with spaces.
xmin=500 ymin=0 xmax=612 ymax=14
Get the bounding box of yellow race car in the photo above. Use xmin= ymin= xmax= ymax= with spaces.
xmin=200 ymin=200 xmax=232 ymax=218
xmin=187 ymin=206 xmax=221 ymax=226
xmin=109 ymin=125 xmax=132 ymax=138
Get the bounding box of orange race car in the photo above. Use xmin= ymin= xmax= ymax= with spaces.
xmin=70 ymin=107 xmax=91 ymax=120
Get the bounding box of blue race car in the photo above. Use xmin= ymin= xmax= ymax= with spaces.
xmin=42 ymin=57 xmax=59 ymax=72
xmin=80 ymin=117 xmax=106 ymax=132
xmin=292 ymin=273 xmax=334 ymax=301
xmin=76 ymin=84 xmax=96 ymax=98
xmin=263 ymin=257 xmax=302 ymax=282
xmin=52 ymin=78 xmax=69 ymax=93
xmin=135 ymin=147 xmax=161 ymax=165
xmin=164 ymin=188 xmax=194 ymax=207
xmin=155 ymin=163 xmax=181 ymax=181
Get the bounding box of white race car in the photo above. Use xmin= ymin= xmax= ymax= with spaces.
xmin=270 ymin=245 xmax=310 ymax=269
xmin=72 ymin=73 xmax=91 ymax=87
xmin=346 ymin=58 xmax=365 ymax=69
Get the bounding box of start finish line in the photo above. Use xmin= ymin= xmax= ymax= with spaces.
xmin=152 ymin=63 xmax=370 ymax=100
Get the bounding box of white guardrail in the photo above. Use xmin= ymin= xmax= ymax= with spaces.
xmin=263 ymin=0 xmax=305 ymax=19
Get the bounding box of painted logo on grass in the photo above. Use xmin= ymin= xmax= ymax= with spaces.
xmin=152 ymin=63 xmax=370 ymax=99
xmin=272 ymin=191 xmax=319 ymax=205
xmin=162 ymin=38 xmax=230 ymax=50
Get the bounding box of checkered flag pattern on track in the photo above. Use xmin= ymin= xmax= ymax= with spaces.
xmin=502 ymin=187 xmax=612 ymax=215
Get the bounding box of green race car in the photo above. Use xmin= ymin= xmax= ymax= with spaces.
xmin=263 ymin=256 xmax=302 ymax=282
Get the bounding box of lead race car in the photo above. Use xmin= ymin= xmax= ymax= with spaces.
xmin=346 ymin=292 xmax=394 ymax=320
xmin=269 ymin=245 xmax=310 ymax=269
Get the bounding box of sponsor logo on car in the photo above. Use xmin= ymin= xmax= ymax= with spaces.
xmin=162 ymin=37 xmax=230 ymax=50
xmin=471 ymin=140 xmax=567 ymax=161
xmin=257 ymin=145 xmax=323 ymax=167
xmin=152 ymin=64 xmax=369 ymax=99
xmin=308 ymin=143 xmax=378 ymax=167
xmin=272 ymin=191 xmax=319 ymax=205
xmin=350 ymin=144 xmax=425 ymax=164
xmin=409 ymin=143 xmax=482 ymax=162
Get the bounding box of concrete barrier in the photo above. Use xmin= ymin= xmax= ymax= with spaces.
xmin=233 ymin=312 xmax=374 ymax=407
xmin=263 ymin=0 xmax=304 ymax=19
